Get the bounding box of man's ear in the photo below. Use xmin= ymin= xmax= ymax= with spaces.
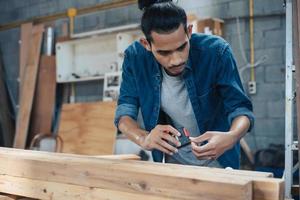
xmin=187 ymin=24 xmax=193 ymax=38
xmin=139 ymin=38 xmax=151 ymax=51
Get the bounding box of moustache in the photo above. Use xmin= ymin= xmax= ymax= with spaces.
xmin=169 ymin=62 xmax=186 ymax=69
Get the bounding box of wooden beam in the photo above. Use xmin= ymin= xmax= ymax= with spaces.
xmin=29 ymin=55 xmax=56 ymax=143
xmin=19 ymin=23 xmax=33 ymax=95
xmin=0 ymin=175 xmax=170 ymax=200
xmin=0 ymin=147 xmax=252 ymax=200
xmin=94 ymin=154 xmax=141 ymax=160
xmin=0 ymin=194 xmax=16 ymax=200
xmin=14 ymin=24 xmax=44 ymax=149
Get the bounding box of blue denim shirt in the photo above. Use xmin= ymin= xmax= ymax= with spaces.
xmin=115 ymin=33 xmax=254 ymax=169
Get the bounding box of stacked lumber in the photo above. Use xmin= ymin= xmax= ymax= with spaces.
xmin=0 ymin=147 xmax=283 ymax=200
xmin=16 ymin=23 xmax=57 ymax=149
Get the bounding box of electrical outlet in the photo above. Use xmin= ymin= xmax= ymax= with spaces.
xmin=248 ymin=81 xmax=256 ymax=94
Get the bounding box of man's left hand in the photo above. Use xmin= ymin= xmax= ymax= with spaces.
xmin=190 ymin=131 xmax=238 ymax=160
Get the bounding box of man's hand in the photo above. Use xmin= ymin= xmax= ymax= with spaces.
xmin=140 ymin=125 xmax=181 ymax=155
xmin=190 ymin=131 xmax=238 ymax=160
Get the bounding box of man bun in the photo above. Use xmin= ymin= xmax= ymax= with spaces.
xmin=138 ymin=0 xmax=172 ymax=10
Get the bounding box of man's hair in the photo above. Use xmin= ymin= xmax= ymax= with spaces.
xmin=138 ymin=0 xmax=187 ymax=43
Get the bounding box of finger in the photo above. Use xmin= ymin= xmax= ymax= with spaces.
xmin=192 ymin=149 xmax=216 ymax=159
xmin=159 ymin=125 xmax=181 ymax=136
xmin=194 ymin=155 xmax=214 ymax=160
xmin=158 ymin=139 xmax=179 ymax=154
xmin=190 ymin=132 xmax=212 ymax=143
xmin=162 ymin=133 xmax=181 ymax=147
xmin=191 ymin=141 xmax=214 ymax=153
xmin=153 ymin=143 xmax=174 ymax=155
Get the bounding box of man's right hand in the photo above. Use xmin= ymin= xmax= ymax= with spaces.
xmin=140 ymin=125 xmax=181 ymax=155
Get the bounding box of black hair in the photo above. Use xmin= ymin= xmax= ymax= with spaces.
xmin=138 ymin=0 xmax=187 ymax=43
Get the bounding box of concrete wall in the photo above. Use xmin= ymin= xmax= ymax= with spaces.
xmin=0 ymin=0 xmax=286 ymax=152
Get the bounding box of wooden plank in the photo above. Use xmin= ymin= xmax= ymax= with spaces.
xmin=0 ymin=194 xmax=34 ymax=200
xmin=93 ymin=154 xmax=141 ymax=160
xmin=29 ymin=55 xmax=56 ymax=143
xmin=0 ymin=54 xmax=14 ymax=147
xmin=0 ymin=148 xmax=252 ymax=200
xmin=19 ymin=22 xmax=33 ymax=95
xmin=57 ymin=101 xmax=117 ymax=155
xmin=108 ymin=162 xmax=283 ymax=200
xmin=0 ymin=175 xmax=171 ymax=200
xmin=14 ymin=24 xmax=44 ymax=149
xmin=0 ymin=147 xmax=283 ymax=200
xmin=0 ymin=194 xmax=15 ymax=200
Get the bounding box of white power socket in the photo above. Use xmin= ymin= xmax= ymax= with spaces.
xmin=248 ymin=81 xmax=256 ymax=94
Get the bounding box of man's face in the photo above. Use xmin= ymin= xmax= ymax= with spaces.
xmin=143 ymin=24 xmax=192 ymax=76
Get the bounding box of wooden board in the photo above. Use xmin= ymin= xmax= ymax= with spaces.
xmin=14 ymin=24 xmax=44 ymax=149
xmin=29 ymin=55 xmax=56 ymax=144
xmin=0 ymin=175 xmax=172 ymax=200
xmin=0 ymin=54 xmax=14 ymax=147
xmin=93 ymin=154 xmax=140 ymax=160
xmin=0 ymin=148 xmax=284 ymax=200
xmin=57 ymin=101 xmax=117 ymax=155
xmin=0 ymin=194 xmax=15 ymax=200
xmin=0 ymin=148 xmax=252 ymax=200
xmin=19 ymin=23 xmax=33 ymax=95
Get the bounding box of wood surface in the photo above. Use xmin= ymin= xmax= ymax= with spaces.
xmin=57 ymin=101 xmax=117 ymax=155
xmin=29 ymin=55 xmax=56 ymax=143
xmin=0 ymin=175 xmax=171 ymax=200
xmin=0 ymin=147 xmax=252 ymax=200
xmin=19 ymin=23 xmax=33 ymax=95
xmin=93 ymin=154 xmax=140 ymax=160
xmin=14 ymin=24 xmax=44 ymax=149
xmin=0 ymin=147 xmax=285 ymax=200
xmin=0 ymin=194 xmax=15 ymax=200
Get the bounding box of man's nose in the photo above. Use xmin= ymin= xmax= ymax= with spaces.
xmin=169 ymin=51 xmax=183 ymax=66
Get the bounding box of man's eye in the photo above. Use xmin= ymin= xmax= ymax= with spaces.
xmin=177 ymin=44 xmax=186 ymax=51
xmin=159 ymin=52 xmax=170 ymax=56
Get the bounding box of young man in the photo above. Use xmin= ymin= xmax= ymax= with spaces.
xmin=114 ymin=0 xmax=254 ymax=169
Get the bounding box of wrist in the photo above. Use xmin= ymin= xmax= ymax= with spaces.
xmin=136 ymin=133 xmax=150 ymax=150
xmin=227 ymin=131 xmax=240 ymax=145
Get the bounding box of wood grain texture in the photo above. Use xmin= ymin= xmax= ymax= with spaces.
xmin=0 ymin=147 xmax=284 ymax=200
xmin=0 ymin=148 xmax=252 ymax=200
xmin=29 ymin=55 xmax=56 ymax=143
xmin=0 ymin=194 xmax=15 ymax=200
xmin=19 ymin=23 xmax=33 ymax=94
xmin=0 ymin=175 xmax=171 ymax=200
xmin=0 ymin=54 xmax=14 ymax=147
xmin=14 ymin=24 xmax=44 ymax=149
xmin=93 ymin=154 xmax=140 ymax=160
xmin=58 ymin=101 xmax=117 ymax=155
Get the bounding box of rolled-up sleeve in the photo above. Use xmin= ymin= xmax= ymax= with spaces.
xmin=216 ymin=45 xmax=255 ymax=131
xmin=114 ymin=50 xmax=139 ymax=128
